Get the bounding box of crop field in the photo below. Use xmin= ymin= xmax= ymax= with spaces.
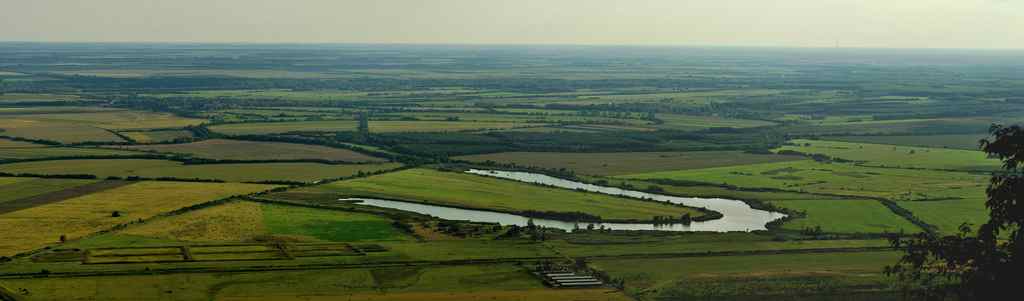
xmin=768 ymin=199 xmax=920 ymax=233
xmin=300 ymin=168 xmax=705 ymax=222
xmin=0 ymin=109 xmax=204 ymax=143
xmin=0 ymin=178 xmax=106 ymax=212
xmin=0 ymin=181 xmax=274 ymax=256
xmin=592 ymin=251 xmax=901 ymax=301
xmin=119 ymin=129 xmax=193 ymax=143
xmin=827 ymin=134 xmax=989 ymax=150
xmin=0 ymin=139 xmax=141 ymax=159
xmin=262 ymin=203 xmax=409 ymax=242
xmin=897 ymin=198 xmax=990 ymax=234
xmin=117 ymin=200 xmax=266 ymax=242
xmin=547 ymin=233 xmax=890 ymax=258
xmin=0 ymin=263 xmax=630 ymax=301
xmin=456 ymin=151 xmax=803 ymax=176
xmin=0 ymin=177 xmax=97 ymax=204
xmin=655 ymin=113 xmax=776 ymax=130
xmin=122 ymin=139 xmax=385 ymax=162
xmin=619 ymin=160 xmax=988 ymax=202
xmin=210 ymin=120 xmax=538 ymax=135
xmin=777 ymin=139 xmax=1000 ymax=171
xmin=0 ymin=159 xmax=402 ymax=182
xmin=0 ymin=118 xmax=125 ymax=143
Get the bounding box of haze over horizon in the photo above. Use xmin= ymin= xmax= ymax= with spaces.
xmin=2 ymin=0 xmax=1023 ymax=49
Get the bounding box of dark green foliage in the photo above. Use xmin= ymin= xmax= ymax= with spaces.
xmin=889 ymin=125 xmax=1024 ymax=300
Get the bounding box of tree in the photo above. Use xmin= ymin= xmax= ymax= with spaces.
xmin=888 ymin=125 xmax=1024 ymax=300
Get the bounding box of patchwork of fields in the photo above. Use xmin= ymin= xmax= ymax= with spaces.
xmin=121 ymin=139 xmax=385 ymax=162
xmin=0 ymin=159 xmax=402 ymax=182
xmin=0 ymin=181 xmax=275 ymax=256
xmin=2 ymin=44 xmax=1022 ymax=300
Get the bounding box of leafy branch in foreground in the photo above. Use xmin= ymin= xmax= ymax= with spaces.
xmin=888 ymin=124 xmax=1024 ymax=300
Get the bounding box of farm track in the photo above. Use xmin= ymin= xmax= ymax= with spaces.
xmin=0 ymin=246 xmax=892 ymax=280
xmin=0 ymin=180 xmax=134 ymax=215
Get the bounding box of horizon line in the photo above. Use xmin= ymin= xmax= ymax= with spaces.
xmin=0 ymin=40 xmax=1022 ymax=52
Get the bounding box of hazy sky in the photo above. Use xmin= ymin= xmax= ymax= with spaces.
xmin=2 ymin=0 xmax=1022 ymax=48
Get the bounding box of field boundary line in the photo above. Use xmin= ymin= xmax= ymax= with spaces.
xmin=0 ymin=180 xmax=134 ymax=215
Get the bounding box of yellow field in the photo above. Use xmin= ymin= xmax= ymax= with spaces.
xmin=119 ymin=201 xmax=264 ymax=242
xmin=0 ymin=181 xmax=275 ymax=256
xmin=120 ymin=130 xmax=194 ymax=143
xmin=0 ymin=110 xmax=203 ymax=143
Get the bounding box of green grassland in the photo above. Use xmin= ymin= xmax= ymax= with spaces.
xmin=592 ymin=251 xmax=901 ymax=301
xmin=547 ymin=232 xmax=889 ymax=257
xmin=210 ymin=120 xmax=538 ymax=135
xmin=298 ymin=168 xmax=706 ymax=222
xmin=619 ymin=160 xmax=988 ymax=202
xmin=897 ymin=199 xmax=990 ymax=234
xmin=655 ymin=113 xmax=776 ymax=131
xmin=456 ymin=151 xmax=803 ymax=176
xmin=262 ymin=203 xmax=409 ymax=242
xmin=778 ymin=139 xmax=1000 ymax=171
xmin=768 ymin=199 xmax=920 ymax=233
xmin=827 ymin=134 xmax=989 ymax=150
xmin=0 ymin=263 xmax=629 ymax=301
xmin=0 ymin=159 xmax=402 ymax=182
xmin=122 ymin=139 xmax=385 ymax=162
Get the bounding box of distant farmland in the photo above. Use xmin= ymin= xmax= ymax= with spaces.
xmin=456 ymin=151 xmax=803 ymax=176
xmin=0 ymin=159 xmax=402 ymax=183
xmin=122 ymin=139 xmax=385 ymax=162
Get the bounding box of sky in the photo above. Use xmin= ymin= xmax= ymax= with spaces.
xmin=1 ymin=0 xmax=1022 ymax=49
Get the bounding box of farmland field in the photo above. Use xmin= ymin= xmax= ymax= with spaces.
xmin=121 ymin=139 xmax=385 ymax=162
xmin=777 ymin=139 xmax=1000 ymax=171
xmin=619 ymin=160 xmax=988 ymax=202
xmin=0 ymin=138 xmax=141 ymax=159
xmin=118 ymin=201 xmax=408 ymax=242
xmin=0 ymin=264 xmax=631 ymax=301
xmin=592 ymin=251 xmax=901 ymax=301
xmin=119 ymin=129 xmax=194 ymax=143
xmin=210 ymin=120 xmax=536 ymax=135
xmin=0 ymin=178 xmax=99 ymax=204
xmin=767 ymin=199 xmax=921 ymax=233
xmin=299 ymin=168 xmax=707 ymax=222
xmin=0 ymin=159 xmax=402 ymax=182
xmin=2 ymin=43 xmax=1023 ymax=300
xmin=0 ymin=181 xmax=275 ymax=256
xmin=828 ymin=134 xmax=989 ymax=150
xmin=456 ymin=151 xmax=803 ymax=176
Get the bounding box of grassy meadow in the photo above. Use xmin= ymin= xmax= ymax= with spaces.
xmin=778 ymin=139 xmax=1000 ymax=171
xmin=619 ymin=160 xmax=988 ymax=202
xmin=592 ymin=251 xmax=901 ymax=301
xmin=456 ymin=151 xmax=803 ymax=176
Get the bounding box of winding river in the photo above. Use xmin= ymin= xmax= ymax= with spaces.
xmin=350 ymin=169 xmax=786 ymax=232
